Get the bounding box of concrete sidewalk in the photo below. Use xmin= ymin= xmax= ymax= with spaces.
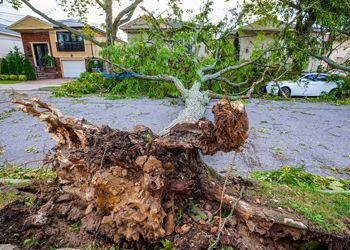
xmin=0 ymin=78 xmax=73 ymax=91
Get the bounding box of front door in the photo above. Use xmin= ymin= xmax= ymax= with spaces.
xmin=33 ymin=43 xmax=49 ymax=67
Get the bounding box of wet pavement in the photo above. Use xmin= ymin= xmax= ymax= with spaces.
xmin=0 ymin=90 xmax=349 ymax=178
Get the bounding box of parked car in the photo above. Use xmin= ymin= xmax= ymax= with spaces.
xmin=264 ymin=73 xmax=344 ymax=97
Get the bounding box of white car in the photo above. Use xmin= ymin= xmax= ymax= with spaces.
xmin=265 ymin=73 xmax=343 ymax=97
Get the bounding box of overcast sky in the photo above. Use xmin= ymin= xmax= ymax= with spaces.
xmin=0 ymin=0 xmax=240 ymax=40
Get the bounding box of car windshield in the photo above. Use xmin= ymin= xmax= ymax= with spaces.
xmin=300 ymin=74 xmax=329 ymax=82
xmin=315 ymin=74 xmax=328 ymax=81
xmin=302 ymin=74 xmax=317 ymax=81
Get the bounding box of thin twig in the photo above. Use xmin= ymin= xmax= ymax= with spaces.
xmin=208 ymin=185 xmax=246 ymax=250
xmin=218 ymin=152 xmax=238 ymax=227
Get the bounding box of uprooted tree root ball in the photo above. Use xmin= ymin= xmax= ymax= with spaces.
xmin=1 ymin=98 xmax=349 ymax=249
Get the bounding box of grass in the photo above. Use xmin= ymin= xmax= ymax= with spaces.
xmin=0 ymin=165 xmax=57 ymax=181
xmin=37 ymin=86 xmax=62 ymax=92
xmin=0 ymin=108 xmax=17 ymax=121
xmin=249 ymin=166 xmax=350 ymax=233
xmin=0 ymin=184 xmax=19 ymax=208
xmin=0 ymin=80 xmax=23 ymax=84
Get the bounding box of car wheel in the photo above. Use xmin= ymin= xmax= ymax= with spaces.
xmin=278 ymin=87 xmax=291 ymax=97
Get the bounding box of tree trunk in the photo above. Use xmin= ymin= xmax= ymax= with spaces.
xmin=160 ymin=81 xmax=209 ymax=135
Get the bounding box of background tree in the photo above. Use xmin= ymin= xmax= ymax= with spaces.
xmin=242 ymin=0 xmax=350 ymax=73
xmin=7 ymin=0 xmax=143 ymax=48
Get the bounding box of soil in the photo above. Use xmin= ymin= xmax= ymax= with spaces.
xmin=1 ymin=182 xmax=349 ymax=250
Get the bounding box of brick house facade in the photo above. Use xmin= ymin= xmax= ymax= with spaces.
xmin=10 ymin=15 xmax=124 ymax=79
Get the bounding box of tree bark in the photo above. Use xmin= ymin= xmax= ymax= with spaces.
xmin=12 ymin=98 xmax=249 ymax=243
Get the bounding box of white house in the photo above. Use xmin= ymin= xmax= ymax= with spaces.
xmin=0 ymin=23 xmax=23 ymax=58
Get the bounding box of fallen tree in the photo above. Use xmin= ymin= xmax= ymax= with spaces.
xmin=2 ymin=2 xmax=349 ymax=249
xmin=6 ymin=97 xmax=349 ymax=249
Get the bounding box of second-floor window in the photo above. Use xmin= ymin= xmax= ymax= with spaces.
xmin=56 ymin=32 xmax=85 ymax=51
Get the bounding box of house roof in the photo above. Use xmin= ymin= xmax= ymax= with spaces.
xmin=9 ymin=15 xmax=126 ymax=43
xmin=9 ymin=15 xmax=104 ymax=33
xmin=55 ymin=18 xmax=84 ymax=28
xmin=232 ymin=19 xmax=285 ymax=34
xmin=120 ymin=15 xmax=180 ymax=32
xmin=0 ymin=23 xmax=21 ymax=37
xmin=233 ymin=19 xmax=321 ymax=34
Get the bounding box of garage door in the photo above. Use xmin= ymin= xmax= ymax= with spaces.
xmin=62 ymin=60 xmax=86 ymax=78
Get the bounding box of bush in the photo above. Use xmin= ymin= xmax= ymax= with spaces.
xmin=0 ymin=74 xmax=9 ymax=80
xmin=41 ymin=55 xmax=56 ymax=67
xmin=87 ymin=58 xmax=103 ymax=72
xmin=1 ymin=48 xmax=36 ymax=80
xmin=18 ymin=75 xmax=27 ymax=81
xmin=53 ymin=72 xmax=116 ymax=97
xmin=0 ymin=58 xmax=9 ymax=75
xmin=9 ymin=75 xmax=17 ymax=80
xmin=23 ymin=58 xmax=36 ymax=80
xmin=6 ymin=48 xmax=23 ymax=75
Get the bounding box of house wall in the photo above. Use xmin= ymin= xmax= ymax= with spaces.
xmin=0 ymin=33 xmax=23 ymax=58
xmin=19 ymin=30 xmax=112 ymax=78
xmin=124 ymin=31 xmax=150 ymax=44
xmin=238 ymin=31 xmax=276 ymax=60
xmin=20 ymin=31 xmax=53 ymax=65
xmin=48 ymin=29 xmax=106 ymax=59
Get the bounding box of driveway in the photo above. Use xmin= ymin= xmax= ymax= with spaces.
xmin=0 ymin=90 xmax=349 ymax=179
xmin=0 ymin=78 xmax=72 ymax=91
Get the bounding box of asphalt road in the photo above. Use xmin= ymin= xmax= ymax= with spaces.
xmin=0 ymin=90 xmax=349 ymax=179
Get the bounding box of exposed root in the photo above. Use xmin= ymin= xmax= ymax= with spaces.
xmin=7 ymin=98 xmax=349 ymax=249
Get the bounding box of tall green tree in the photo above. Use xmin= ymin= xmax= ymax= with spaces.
xmin=7 ymin=0 xmax=142 ymax=48
xmin=242 ymin=0 xmax=350 ymax=72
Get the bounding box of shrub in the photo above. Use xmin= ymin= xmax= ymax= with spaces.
xmin=23 ymin=58 xmax=36 ymax=80
xmin=53 ymin=72 xmax=116 ymax=97
xmin=87 ymin=58 xmax=103 ymax=72
xmin=9 ymin=75 xmax=17 ymax=80
xmin=18 ymin=75 xmax=27 ymax=81
xmin=41 ymin=55 xmax=56 ymax=67
xmin=6 ymin=48 xmax=23 ymax=75
xmin=0 ymin=58 xmax=9 ymax=75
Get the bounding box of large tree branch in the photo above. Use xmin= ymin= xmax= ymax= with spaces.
xmin=95 ymin=0 xmax=106 ymax=10
xmin=215 ymin=77 xmax=248 ymax=87
xmin=102 ymin=58 xmax=189 ymax=97
xmin=20 ymin=0 xmax=103 ymax=47
xmin=201 ymin=51 xmax=267 ymax=82
xmin=207 ymin=91 xmax=243 ymax=101
xmin=112 ymin=0 xmax=143 ymax=30
xmin=135 ymin=75 xmax=189 ymax=97
xmin=312 ymin=54 xmax=350 ymax=72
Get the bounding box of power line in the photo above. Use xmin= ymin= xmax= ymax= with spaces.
xmin=0 ymin=17 xmax=17 ymax=23
xmin=0 ymin=11 xmax=25 ymax=17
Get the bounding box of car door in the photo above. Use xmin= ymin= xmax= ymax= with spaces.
xmin=294 ymin=74 xmax=316 ymax=96
xmin=304 ymin=74 xmax=334 ymax=96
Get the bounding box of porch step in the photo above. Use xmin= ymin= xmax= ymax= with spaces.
xmin=37 ymin=73 xmax=48 ymax=79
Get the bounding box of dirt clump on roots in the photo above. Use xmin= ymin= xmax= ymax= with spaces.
xmin=0 ymin=98 xmax=349 ymax=249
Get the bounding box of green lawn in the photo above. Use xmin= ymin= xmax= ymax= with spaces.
xmin=0 ymin=80 xmax=23 ymax=84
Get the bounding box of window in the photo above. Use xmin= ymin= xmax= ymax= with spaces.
xmin=303 ymin=74 xmax=317 ymax=81
xmin=56 ymin=32 xmax=84 ymax=51
xmin=315 ymin=74 xmax=328 ymax=81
